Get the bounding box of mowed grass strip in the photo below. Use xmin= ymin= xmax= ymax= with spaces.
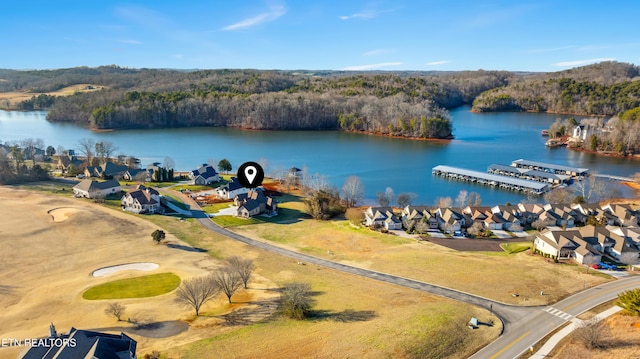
xmin=500 ymin=241 xmax=532 ymax=254
xmin=83 ymin=273 xmax=181 ymax=300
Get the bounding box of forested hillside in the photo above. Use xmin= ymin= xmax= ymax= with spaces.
xmin=1 ymin=62 xmax=639 ymax=139
xmin=472 ymin=62 xmax=640 ymax=115
xmin=0 ymin=66 xmax=512 ymax=139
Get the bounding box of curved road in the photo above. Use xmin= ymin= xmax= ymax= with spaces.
xmin=173 ymin=190 xmax=640 ymax=358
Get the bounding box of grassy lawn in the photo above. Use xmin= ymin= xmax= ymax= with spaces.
xmin=162 ymin=193 xmax=189 ymax=210
xmin=500 ymin=241 xmax=532 ymax=254
xmin=82 ymin=273 xmax=181 ymax=300
xmin=201 ymin=202 xmax=232 ymax=214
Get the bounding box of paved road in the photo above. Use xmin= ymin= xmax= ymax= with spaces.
xmin=470 ymin=276 xmax=640 ymax=359
xmin=172 ymin=190 xmax=640 ymax=358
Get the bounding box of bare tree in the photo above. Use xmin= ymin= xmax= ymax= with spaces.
xmin=454 ymin=189 xmax=468 ymax=208
xmin=619 ymin=252 xmax=639 ymax=270
xmin=341 ymin=176 xmax=364 ymax=207
xmin=207 ymin=157 xmax=217 ymax=168
xmin=163 ymin=156 xmax=175 ymax=170
xmin=414 ymin=220 xmax=430 ymax=234
xmin=227 ymin=257 xmax=254 ymax=289
xmin=95 ymin=140 xmax=118 ymax=164
xmin=104 ymin=302 xmax=126 ymax=321
xmin=572 ymin=174 xmax=611 ymax=203
xmin=309 ymin=172 xmax=330 ymax=192
xmin=467 ymin=191 xmax=482 ymax=206
xmin=543 ymin=187 xmax=575 ymax=204
xmin=572 ymin=318 xmax=609 ymax=349
xmin=280 ymin=282 xmax=314 ymax=320
xmin=77 ymin=138 xmax=95 ymax=165
xmin=175 ymin=276 xmax=220 ymax=316
xmin=532 ymin=218 xmax=555 ymax=232
xmin=376 ymin=191 xmax=390 ymax=206
xmin=397 ymin=192 xmax=417 ymax=208
xmin=436 ymin=196 xmax=452 ymax=208
xmin=213 ymin=267 xmax=243 ymax=303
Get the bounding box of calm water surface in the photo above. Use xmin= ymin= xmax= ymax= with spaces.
xmin=1 ymin=107 xmax=638 ymax=205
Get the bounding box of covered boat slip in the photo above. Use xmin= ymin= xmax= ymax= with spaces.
xmin=510 ymin=159 xmax=589 ymax=178
xmin=432 ymin=165 xmax=550 ymax=194
xmin=487 ymin=164 xmax=570 ymax=184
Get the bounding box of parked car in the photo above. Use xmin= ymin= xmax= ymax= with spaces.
xmin=598 ymin=262 xmax=618 ymax=270
xmin=590 ymin=264 xmax=600 ymax=269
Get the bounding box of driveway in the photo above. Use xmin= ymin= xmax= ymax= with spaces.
xmin=209 ymin=204 xmax=237 ymax=217
xmin=492 ymin=229 xmax=513 ymax=239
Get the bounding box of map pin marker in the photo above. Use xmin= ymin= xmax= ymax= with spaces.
xmin=237 ymin=162 xmax=264 ymax=188
xmin=245 ymin=166 xmax=257 ymax=185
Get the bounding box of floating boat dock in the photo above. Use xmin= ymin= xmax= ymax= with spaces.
xmin=510 ymin=159 xmax=589 ymax=178
xmin=487 ymin=164 xmax=571 ymax=184
xmin=432 ymin=165 xmax=551 ymax=194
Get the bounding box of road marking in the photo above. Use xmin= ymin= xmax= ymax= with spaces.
xmin=543 ymin=306 xmax=573 ymax=321
xmin=561 ymin=281 xmax=640 ymax=312
xmin=489 ymin=331 xmax=531 ymax=359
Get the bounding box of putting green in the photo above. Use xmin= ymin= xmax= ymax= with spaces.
xmin=83 ymin=272 xmax=181 ymax=300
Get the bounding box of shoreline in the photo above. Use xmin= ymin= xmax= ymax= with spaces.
xmin=567 ymin=145 xmax=640 ymax=160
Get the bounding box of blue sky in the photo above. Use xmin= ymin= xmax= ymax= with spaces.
xmin=2 ymin=1 xmax=639 ymax=72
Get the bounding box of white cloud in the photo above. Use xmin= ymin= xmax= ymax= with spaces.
xmin=426 ymin=60 xmax=449 ymax=66
xmin=339 ymin=10 xmax=380 ymax=20
xmin=222 ymin=5 xmax=286 ymax=31
xmin=341 ymin=62 xmax=403 ymax=71
xmin=339 ymin=6 xmax=395 ymax=20
xmin=363 ymin=48 xmax=394 ymax=56
xmin=552 ymin=58 xmax=616 ymax=67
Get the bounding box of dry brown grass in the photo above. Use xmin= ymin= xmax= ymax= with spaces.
xmin=0 ymin=186 xmax=501 ymax=359
xmin=0 ymin=186 xmax=276 ymax=357
xmin=233 ymin=219 xmax=611 ymax=305
xmin=549 ymin=313 xmax=640 ymax=359
xmin=0 ymin=84 xmax=104 ymax=106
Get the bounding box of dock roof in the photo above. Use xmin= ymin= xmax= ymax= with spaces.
xmin=488 ymin=164 xmax=570 ymax=181
xmin=432 ymin=165 xmax=549 ymax=191
xmin=511 ymin=159 xmax=589 ymax=175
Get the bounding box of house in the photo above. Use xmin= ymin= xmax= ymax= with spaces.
xmin=217 ymin=177 xmax=249 ymax=199
xmin=122 ymin=168 xmax=149 ymax=181
xmin=56 ymin=150 xmax=84 ymax=174
xmin=542 ymin=204 xmax=578 ymax=228
xmin=364 ymin=207 xmax=402 ymax=230
xmin=436 ymin=208 xmax=466 ymax=233
xmin=571 ymin=203 xmax=606 ymax=225
xmin=73 ymin=179 xmax=121 ymax=199
xmin=401 ymin=205 xmax=439 ymax=230
xmin=234 ymin=190 xmax=278 ymax=218
xmin=121 ymin=184 xmax=161 ymax=214
xmin=601 ymin=203 xmax=640 ymax=227
xmin=533 ymin=229 xmax=602 ymax=264
xmin=190 ymin=164 xmax=220 ymax=185
xmin=21 ymin=323 xmax=136 ymax=359
xmin=287 ymin=167 xmax=303 ymax=184
xmin=84 ymin=162 xmax=129 ymax=179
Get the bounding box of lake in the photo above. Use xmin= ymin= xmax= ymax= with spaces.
xmin=0 ymin=107 xmax=638 ymax=205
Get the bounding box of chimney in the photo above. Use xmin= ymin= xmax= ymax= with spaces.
xmin=49 ymin=323 xmax=57 ymax=338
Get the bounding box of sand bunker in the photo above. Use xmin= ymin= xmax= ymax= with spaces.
xmin=92 ymin=263 xmax=159 ymax=277
xmin=48 ymin=207 xmax=81 ymax=222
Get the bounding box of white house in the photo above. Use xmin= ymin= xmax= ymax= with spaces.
xmin=216 ymin=177 xmax=249 ymax=199
xmin=364 ymin=207 xmax=402 ymax=230
xmin=73 ymin=179 xmax=121 ymax=199
xmin=121 ymin=185 xmax=161 ymax=214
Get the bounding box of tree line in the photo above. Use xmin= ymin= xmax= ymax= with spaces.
xmin=472 ymin=61 xmax=640 ymax=116
xmin=2 ymin=66 xmax=517 ymax=139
